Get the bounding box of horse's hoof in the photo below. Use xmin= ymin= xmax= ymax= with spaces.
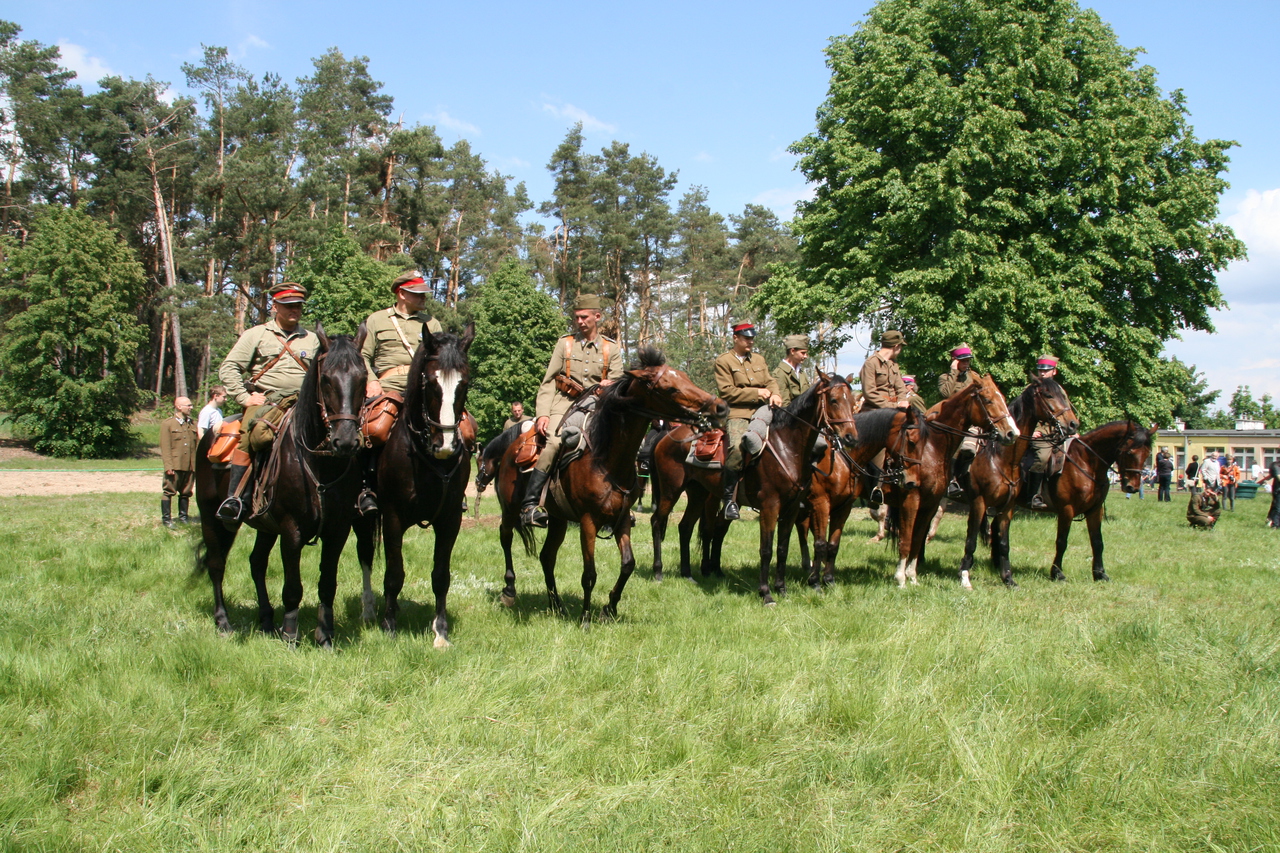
xmin=1050 ymin=569 xmax=1066 ymax=582
xmin=500 ymin=591 xmax=516 ymax=608
xmin=652 ymin=571 xmax=664 ymax=583
xmin=380 ymin=619 xmax=397 ymax=636
xmin=281 ymin=631 xmax=299 ymax=647
xmin=763 ymin=599 xmax=777 ymax=608
xmin=215 ymin=618 xmax=233 ymax=636
xmin=1005 ymin=579 xmax=1020 ymax=589
xmin=1093 ymin=571 xmax=1110 ymax=582
xmin=600 ymin=605 xmax=618 ymax=622
xmin=315 ymin=635 xmax=334 ymax=651
xmin=433 ymin=634 xmax=452 ymax=649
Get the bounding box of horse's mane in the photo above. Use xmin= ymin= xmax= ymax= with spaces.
xmin=403 ymin=329 xmax=469 ymax=424
xmin=294 ymin=334 xmax=363 ymax=450
xmin=852 ymin=407 xmax=901 ymax=447
xmin=585 ymin=344 xmax=665 ymax=451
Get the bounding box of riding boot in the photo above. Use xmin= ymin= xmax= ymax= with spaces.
xmin=161 ymin=498 xmax=174 ymax=528
xmin=177 ymin=496 xmax=191 ymax=524
xmin=947 ymin=453 xmax=973 ymax=500
xmin=865 ymin=461 xmax=883 ymax=511
xmin=216 ymin=463 xmax=251 ymax=526
xmin=357 ymin=452 xmax=379 ymax=515
xmin=721 ymin=466 xmax=741 ymax=521
xmin=520 ymin=468 xmax=551 ymax=528
xmin=1027 ymin=472 xmax=1049 ymax=509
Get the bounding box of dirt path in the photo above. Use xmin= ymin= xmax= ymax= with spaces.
xmin=0 ymin=470 xmax=162 ymax=497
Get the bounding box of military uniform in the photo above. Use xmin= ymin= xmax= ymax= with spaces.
xmin=858 ymin=352 xmax=906 ymax=410
xmin=1187 ymin=490 xmax=1220 ymax=529
xmin=160 ymin=411 xmax=198 ymax=525
xmin=938 ymin=368 xmax=976 ymax=398
xmin=771 ymin=360 xmax=808 ymax=406
xmin=502 ymin=415 xmax=529 ymax=432
xmin=360 ymin=306 xmax=443 ymax=395
xmin=901 ymin=378 xmax=927 ymax=413
xmin=715 ymin=349 xmax=779 ymax=471
xmin=533 ymin=332 xmax=624 ymax=474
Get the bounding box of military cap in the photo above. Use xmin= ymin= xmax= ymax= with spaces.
xmin=951 ymin=344 xmax=973 ymax=359
xmin=1036 ymin=355 xmax=1059 ymax=370
xmin=783 ymin=334 xmax=810 ymax=351
xmin=392 ymin=270 xmax=430 ymax=294
xmin=902 ymin=375 xmax=916 ymax=385
xmin=731 ymin=322 xmax=756 ymax=338
xmin=574 ymin=294 xmax=603 ymax=311
xmin=270 ymin=282 xmax=307 ymax=304
xmin=879 ymin=330 xmax=905 ymax=347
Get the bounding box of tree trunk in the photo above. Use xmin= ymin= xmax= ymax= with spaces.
xmin=154 ymin=316 xmax=168 ymax=401
xmin=150 ymin=163 xmax=187 ymax=398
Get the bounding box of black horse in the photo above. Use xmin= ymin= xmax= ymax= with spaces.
xmin=357 ymin=325 xmax=475 ymax=648
xmin=195 ymin=330 xmax=368 ymax=646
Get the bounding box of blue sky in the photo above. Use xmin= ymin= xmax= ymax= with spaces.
xmin=6 ymin=0 xmax=1278 ymax=403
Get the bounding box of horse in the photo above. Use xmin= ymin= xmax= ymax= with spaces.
xmin=1035 ymin=420 xmax=1155 ymax=582
xmin=356 ymin=325 xmax=475 ymax=648
xmin=955 ymin=376 xmax=1079 ymax=588
xmin=493 ymin=347 xmax=726 ymax=623
xmin=880 ymin=375 xmax=1019 ymax=588
xmin=649 ymin=373 xmax=859 ymax=604
xmin=194 ymin=330 xmax=368 ymax=646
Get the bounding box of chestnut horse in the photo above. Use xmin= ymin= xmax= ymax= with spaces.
xmin=956 ymin=376 xmax=1079 ymax=588
xmin=356 ymin=325 xmax=475 ymax=648
xmin=881 ymin=375 xmax=1019 ymax=587
xmin=194 ymin=331 xmax=368 ymax=646
xmin=1035 ymin=420 xmax=1155 ymax=582
xmin=493 ymin=347 xmax=726 ymax=623
xmin=649 ymin=373 xmax=859 ymax=604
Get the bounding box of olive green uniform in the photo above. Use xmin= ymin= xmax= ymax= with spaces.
xmin=772 ymin=361 xmax=810 ymax=406
xmin=533 ymin=334 xmax=624 ymax=474
xmin=218 ymin=319 xmax=322 ymax=451
xmin=937 ymin=369 xmax=975 ymax=399
xmin=858 ymin=352 xmax=906 ymax=410
xmin=159 ymin=415 xmax=198 ymax=497
xmin=715 ymin=350 xmax=780 ymax=470
xmin=1187 ymin=490 xmax=1220 ymax=529
xmin=906 ymin=391 xmax=928 ymax=413
xmin=360 ymin=306 xmax=444 ymax=395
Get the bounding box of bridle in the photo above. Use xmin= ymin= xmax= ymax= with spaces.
xmin=778 ymin=379 xmax=858 ymax=449
xmin=299 ymin=350 xmax=361 ymax=456
xmin=616 ymin=368 xmax=717 ymax=433
xmin=1032 ymin=382 xmax=1076 ymax=442
xmin=406 ymin=355 xmax=471 ymax=463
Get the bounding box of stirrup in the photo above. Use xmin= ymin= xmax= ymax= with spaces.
xmin=868 ymin=485 xmax=884 ymax=510
xmin=947 ymin=478 xmax=965 ymax=500
xmin=358 ymin=489 xmax=379 ymax=516
xmin=521 ymin=505 xmax=548 ymax=528
xmin=1030 ymin=495 xmax=1048 ymax=510
xmin=216 ymin=496 xmax=245 ymax=526
xmin=722 ymin=500 xmax=740 ymax=521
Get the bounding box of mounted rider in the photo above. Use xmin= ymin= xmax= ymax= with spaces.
xmin=357 ymin=269 xmax=444 ymax=514
xmin=1026 ymin=354 xmax=1065 ymax=509
xmin=772 ymin=334 xmax=812 ymax=406
xmin=714 ymin=322 xmax=782 ymax=520
xmin=215 ymin=283 xmax=322 ymax=525
xmin=521 ymin=293 xmax=624 ymax=528
xmin=901 ymin=376 xmax=927 ymax=413
xmin=941 ymin=343 xmax=980 ymax=499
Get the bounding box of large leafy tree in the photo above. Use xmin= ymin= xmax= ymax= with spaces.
xmin=783 ymin=0 xmax=1245 ymax=422
xmin=0 ymin=206 xmax=146 ymax=457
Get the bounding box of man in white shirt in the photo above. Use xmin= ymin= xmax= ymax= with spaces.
xmin=197 ymin=386 xmax=226 ymax=438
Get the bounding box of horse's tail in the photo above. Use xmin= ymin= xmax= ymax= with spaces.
xmin=517 ymin=522 xmax=539 ymax=558
xmin=884 ymin=503 xmax=899 ymax=545
xmin=192 ymin=537 xmax=208 ymax=578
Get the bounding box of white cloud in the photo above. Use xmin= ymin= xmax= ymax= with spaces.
xmin=769 ymin=145 xmax=798 ymax=163
xmin=750 ymin=184 xmax=816 ymax=218
xmin=1215 ymin=188 xmax=1280 ymax=306
xmin=56 ymin=40 xmax=113 ymax=87
xmin=1227 ymin=188 xmax=1280 ymax=256
xmin=540 ymin=99 xmax=616 ymax=134
xmin=694 ymin=151 xmax=714 ymax=163
xmin=240 ymin=34 xmax=270 ymax=53
xmin=427 ymin=110 xmax=481 ymax=136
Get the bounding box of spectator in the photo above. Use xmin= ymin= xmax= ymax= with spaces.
xmin=1155 ymin=448 xmax=1174 ymax=502
xmin=197 ymin=386 xmax=226 ymax=438
xmin=502 ymin=401 xmax=530 ymax=432
xmin=1200 ymin=454 xmax=1220 ymax=492
xmin=1220 ymin=458 xmax=1242 ymax=511
xmin=1186 ymin=486 xmax=1221 ymax=529
xmin=1185 ymin=454 xmax=1201 ymax=496
xmin=1258 ymin=459 xmax=1280 ymax=529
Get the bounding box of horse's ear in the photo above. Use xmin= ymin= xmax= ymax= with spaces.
xmin=354 ymin=321 xmax=368 ymax=353
xmin=315 ymin=322 xmax=329 ymax=354
xmin=460 ymin=321 xmax=476 ymax=351
xmin=817 ymin=368 xmax=830 ymax=384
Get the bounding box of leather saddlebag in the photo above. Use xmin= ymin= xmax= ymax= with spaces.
xmin=513 ymin=429 xmax=543 ymax=471
xmin=207 ymin=416 xmax=243 ymax=464
xmin=693 ymin=428 xmax=726 ymax=465
xmin=361 ymin=391 xmax=403 ymax=448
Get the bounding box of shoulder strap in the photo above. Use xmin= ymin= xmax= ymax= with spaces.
xmin=562 ymin=336 xmax=575 ymax=382
xmin=600 ymin=337 xmax=609 ymax=380
xmin=249 ymin=332 xmax=306 ymax=386
xmin=387 ymin=308 xmax=417 ymax=355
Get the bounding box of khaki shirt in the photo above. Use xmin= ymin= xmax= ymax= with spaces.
xmin=535 ymin=334 xmax=624 ymax=421
xmin=907 ymin=391 xmax=928 ymax=413
xmin=858 ymin=352 xmax=906 ymax=410
xmin=772 ymin=361 xmax=810 ymax=406
xmin=219 ymin=320 xmax=322 ymax=405
xmin=715 ymin=351 xmax=780 ymax=419
xmin=938 ymin=369 xmax=976 ymax=399
xmin=159 ymin=415 xmax=198 ymax=472
xmin=502 ymin=416 xmax=529 ymax=432
xmin=361 ymin=306 xmax=443 ymax=394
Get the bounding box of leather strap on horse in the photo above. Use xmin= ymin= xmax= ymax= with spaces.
xmin=249 ymin=333 xmax=308 ymax=387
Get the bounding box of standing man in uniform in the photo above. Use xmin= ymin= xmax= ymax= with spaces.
xmin=160 ymin=396 xmax=198 ymax=527
xmin=521 ymin=294 xmax=624 ymax=527
xmin=939 ymin=344 xmax=979 ymax=498
xmin=1026 ymin=355 xmax=1065 ymax=509
xmin=772 ymin=334 xmax=811 ymax=406
xmin=215 ymin=283 xmax=322 ymax=524
xmin=714 ymin=322 xmax=782 ymax=520
xmin=358 ymin=270 xmax=444 ymax=514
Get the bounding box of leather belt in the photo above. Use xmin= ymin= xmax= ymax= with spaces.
xmin=378 ymin=364 xmax=411 ymax=379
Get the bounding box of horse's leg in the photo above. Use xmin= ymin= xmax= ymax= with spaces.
xmin=202 ymin=522 xmax=237 ymax=634
xmin=894 ymin=497 xmax=917 ymax=587
xmin=824 ymin=501 xmax=853 ymax=587
xmin=577 ymin=518 xmax=600 ymax=626
xmin=278 ymin=530 xmax=306 ymax=645
xmin=314 ymin=525 xmax=351 ymax=649
xmin=908 ymin=499 xmax=935 ymax=584
xmin=679 ymin=501 xmax=702 ymax=579
xmin=249 ymin=531 xmax=279 ymax=633
xmin=870 ymin=504 xmax=889 ymax=542
xmin=380 ymin=513 xmax=406 ymax=635
xmin=993 ymin=509 xmax=1017 ymax=588
xmin=776 ymin=505 xmax=800 ymax=595
xmin=1086 ymin=505 xmax=1109 ymax=582
xmin=1049 ymin=509 xmax=1075 ymax=581
xmin=354 ymin=515 xmax=378 ymax=624
xmin=429 ymin=509 xmax=462 ymax=648
xmin=651 ymin=492 xmax=672 ymax=582
xmin=959 ymin=499 xmax=983 ymax=589
xmin=500 ymin=516 xmax=518 ymax=606
xmin=797 ymin=512 xmax=814 ymax=585
xmin=927 ymin=500 xmax=946 ymax=542
xmin=602 ymin=527 xmax=635 ymax=621
xmin=540 ymin=518 xmax=569 ymax=617
xmin=758 ymin=503 xmax=780 ymax=605
xmin=806 ymin=504 xmax=824 ymax=589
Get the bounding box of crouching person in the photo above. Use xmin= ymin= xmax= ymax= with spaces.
xmin=1187 ymin=486 xmax=1221 ymax=530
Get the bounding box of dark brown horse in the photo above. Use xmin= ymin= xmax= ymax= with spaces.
xmin=356 ymin=325 xmax=475 ymax=648
xmin=649 ymin=373 xmax=859 ymax=604
xmin=1035 ymin=420 xmax=1155 ymax=582
xmin=493 ymin=347 xmax=726 ymax=623
xmin=194 ymin=331 xmax=368 ymax=646
xmin=956 ymin=376 xmax=1079 ymax=588
xmin=882 ymin=375 xmax=1018 ymax=587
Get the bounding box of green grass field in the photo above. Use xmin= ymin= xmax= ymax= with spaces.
xmin=1 ymin=488 xmax=1277 ymax=852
